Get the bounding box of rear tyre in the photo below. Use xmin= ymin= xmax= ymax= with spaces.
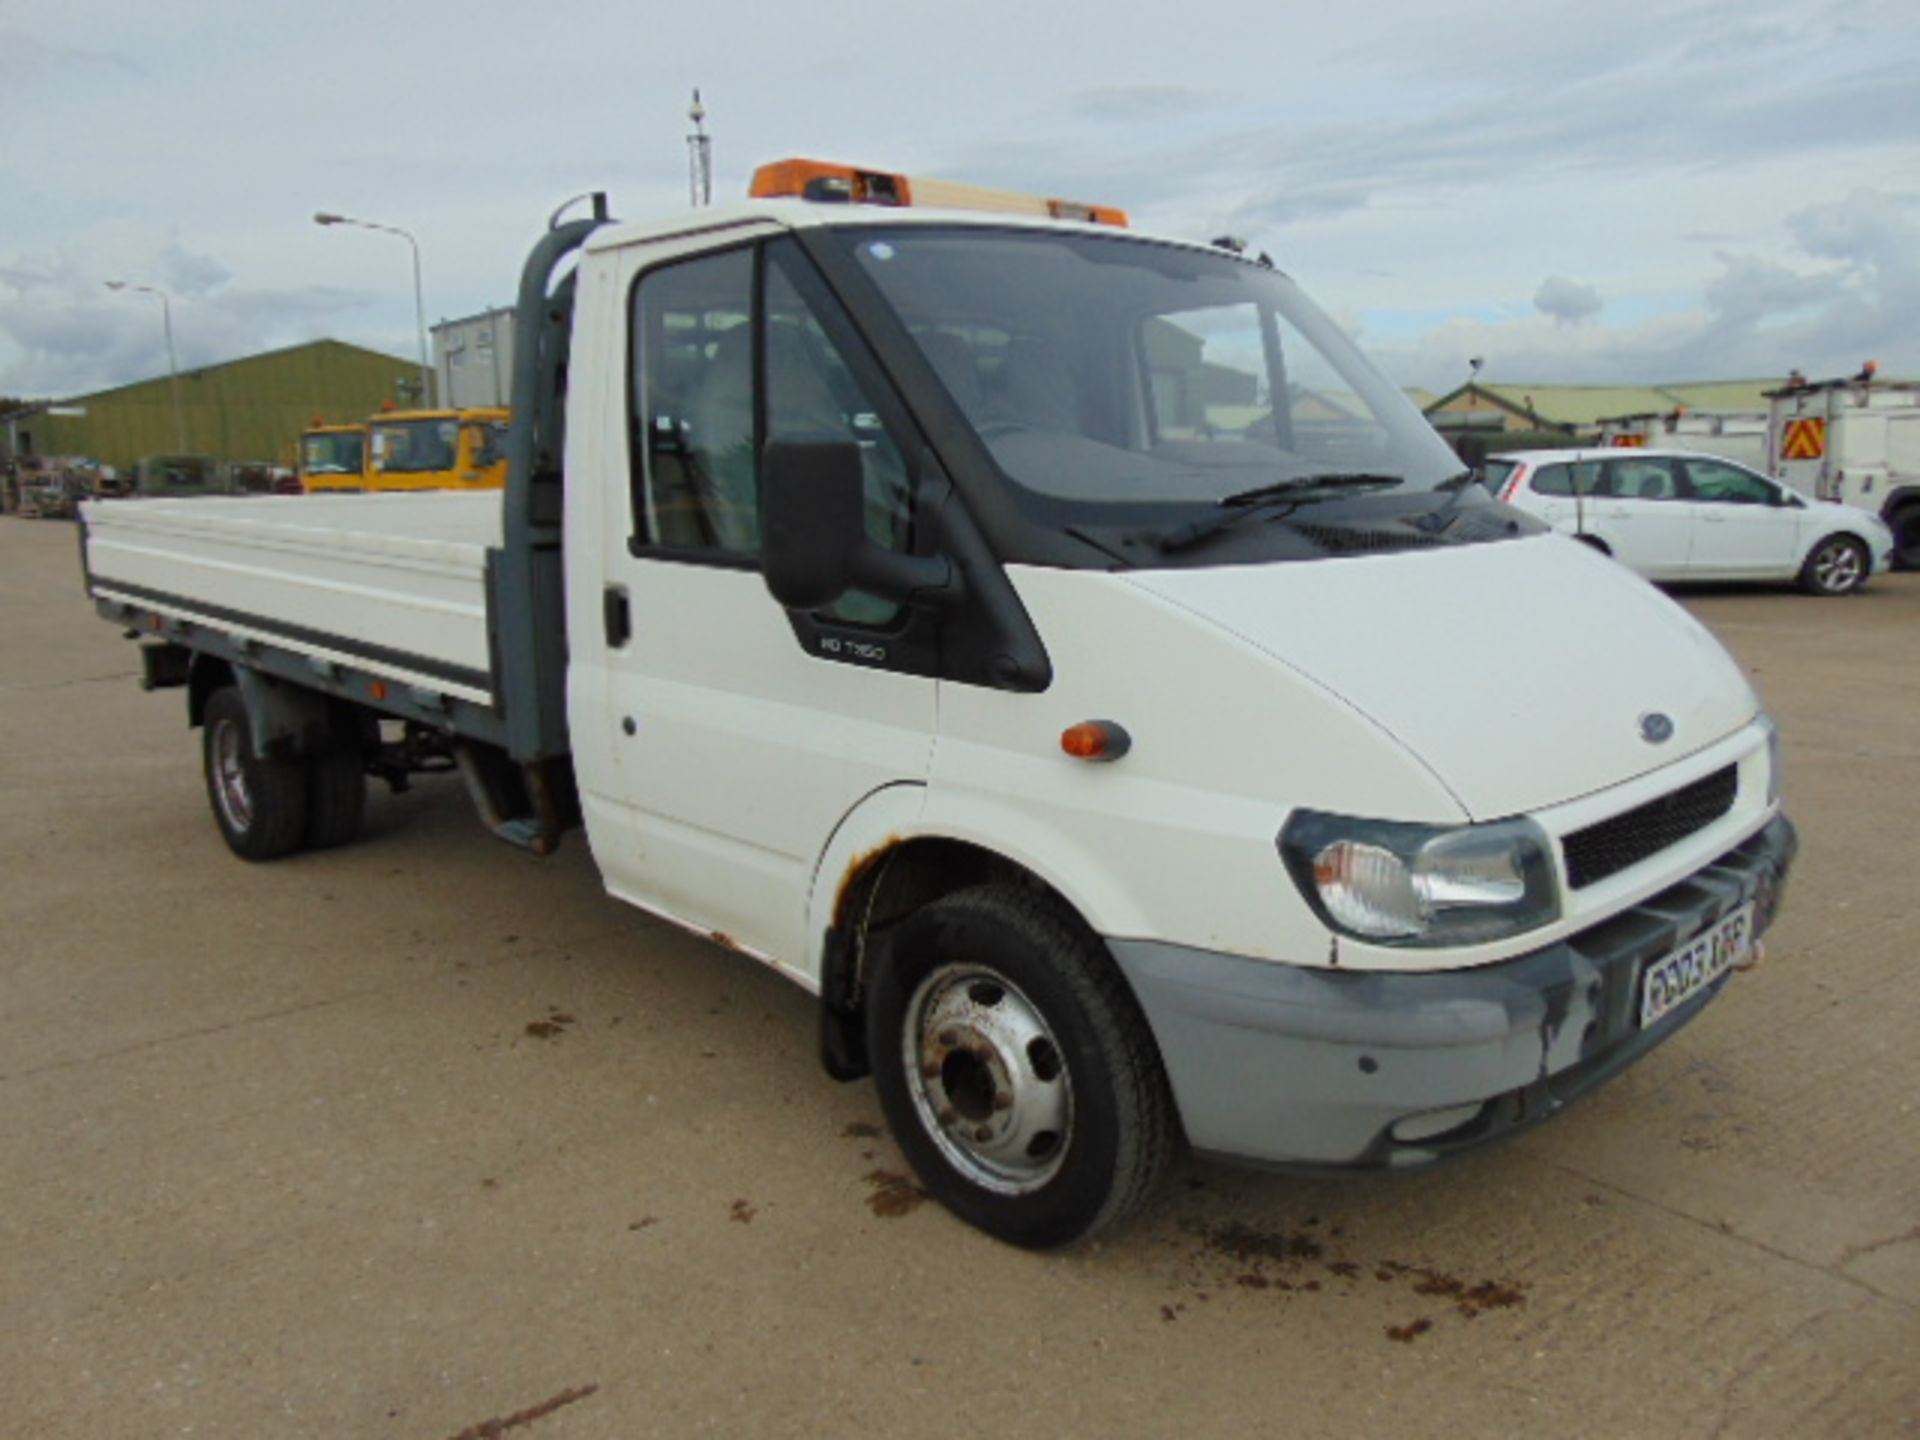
xmin=303 ymin=740 xmax=367 ymax=850
xmin=865 ymin=883 xmax=1176 ymax=1250
xmin=202 ymin=687 xmax=309 ymax=861
xmin=1798 ymin=534 xmax=1869 ymax=596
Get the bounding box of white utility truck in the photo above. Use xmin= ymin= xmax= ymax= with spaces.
xmin=1597 ymin=410 xmax=1768 ymax=471
xmin=1768 ymin=374 xmax=1920 ymax=568
xmin=82 ymin=163 xmax=1797 ymax=1248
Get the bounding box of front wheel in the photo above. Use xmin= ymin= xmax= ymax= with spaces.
xmin=202 ymin=687 xmax=309 ymax=861
xmin=1799 ymin=534 xmax=1869 ymax=596
xmin=866 ymin=884 xmax=1176 ymax=1249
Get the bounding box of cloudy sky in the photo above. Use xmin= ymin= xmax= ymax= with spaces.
xmin=4 ymin=0 xmax=1916 ymax=399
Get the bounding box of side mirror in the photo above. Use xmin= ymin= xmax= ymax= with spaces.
xmin=760 ymin=440 xmax=957 ymax=612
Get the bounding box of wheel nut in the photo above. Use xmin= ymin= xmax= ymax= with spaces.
xmin=922 ymin=1063 xmax=942 ymax=1080
xmin=937 ymin=1107 xmax=957 ymax=1126
xmin=994 ymin=1091 xmax=1013 ymax=1111
xmin=973 ymin=1125 xmax=993 ymax=1143
xmin=937 ymin=1028 xmax=960 ymax=1048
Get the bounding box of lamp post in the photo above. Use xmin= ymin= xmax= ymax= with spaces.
xmin=104 ymin=281 xmax=187 ymax=451
xmin=314 ymin=211 xmax=432 ymax=407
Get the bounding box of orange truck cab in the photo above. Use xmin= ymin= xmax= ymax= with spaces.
xmin=302 ymin=409 xmax=511 ymax=493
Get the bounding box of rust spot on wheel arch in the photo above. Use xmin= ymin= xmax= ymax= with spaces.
xmin=833 ymin=836 xmax=903 ymax=929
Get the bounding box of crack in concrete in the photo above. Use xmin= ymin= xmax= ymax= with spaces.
xmin=1838 ymin=1224 xmax=1920 ymax=1269
xmin=1546 ymin=1159 xmax=1917 ymax=1313
xmin=0 ymin=925 xmax=636 ymax=1086
xmin=1704 ymin=1303 xmax=1858 ymax=1440
xmin=0 ymin=670 xmax=141 ymax=693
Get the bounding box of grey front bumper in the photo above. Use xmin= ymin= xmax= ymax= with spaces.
xmin=1109 ymin=813 xmax=1796 ymax=1171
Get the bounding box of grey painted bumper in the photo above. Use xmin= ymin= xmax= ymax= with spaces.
xmin=1109 ymin=814 xmax=1796 ymax=1171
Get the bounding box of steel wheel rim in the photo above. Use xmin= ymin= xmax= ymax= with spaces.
xmin=211 ymin=718 xmax=254 ymax=833
xmin=1815 ymin=543 xmax=1861 ymax=593
xmin=902 ymin=963 xmax=1073 ymax=1196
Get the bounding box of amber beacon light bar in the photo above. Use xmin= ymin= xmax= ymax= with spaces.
xmin=749 ymin=158 xmax=1129 ymax=227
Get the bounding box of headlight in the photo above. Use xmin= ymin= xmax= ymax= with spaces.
xmin=1278 ymin=810 xmax=1560 ymax=947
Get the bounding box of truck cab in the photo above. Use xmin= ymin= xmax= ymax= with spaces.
xmin=365 ymin=407 xmax=510 ymax=492
xmin=297 ymin=422 xmax=368 ymax=491
xmin=82 ymin=165 xmax=1798 ymax=1249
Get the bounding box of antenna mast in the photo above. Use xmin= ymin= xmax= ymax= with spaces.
xmin=687 ymin=89 xmax=712 ymax=207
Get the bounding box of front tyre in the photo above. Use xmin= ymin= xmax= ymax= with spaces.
xmin=866 ymin=884 xmax=1176 ymax=1249
xmin=202 ymin=687 xmax=309 ymax=861
xmin=1799 ymin=534 xmax=1869 ymax=596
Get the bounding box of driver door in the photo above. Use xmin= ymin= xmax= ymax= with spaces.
xmin=575 ymin=236 xmax=937 ymax=973
xmin=1678 ymin=458 xmax=1800 ymax=576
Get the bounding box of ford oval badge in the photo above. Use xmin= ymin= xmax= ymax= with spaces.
xmin=1639 ymin=712 xmax=1675 ymax=745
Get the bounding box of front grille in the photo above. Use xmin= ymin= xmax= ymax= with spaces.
xmin=1562 ymin=765 xmax=1738 ymax=889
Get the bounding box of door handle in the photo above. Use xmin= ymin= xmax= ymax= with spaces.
xmin=603 ymin=585 xmax=631 ymax=647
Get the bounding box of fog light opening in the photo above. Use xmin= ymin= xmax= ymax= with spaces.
xmin=1390 ymin=1102 xmax=1488 ymax=1145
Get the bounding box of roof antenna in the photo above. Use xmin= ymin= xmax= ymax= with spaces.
xmin=687 ymin=89 xmax=712 ymax=207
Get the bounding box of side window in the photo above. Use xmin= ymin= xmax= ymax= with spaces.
xmin=1531 ymin=463 xmax=1572 ymax=496
xmin=1605 ymin=457 xmax=1682 ymax=501
xmin=1686 ymin=459 xmax=1774 ymax=505
xmin=629 ymin=244 xmax=916 ymax=627
xmin=1531 ymin=461 xmax=1604 ymax=497
xmin=633 ymin=248 xmax=756 ymax=554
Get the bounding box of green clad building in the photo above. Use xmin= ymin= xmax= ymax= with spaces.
xmin=6 ymin=340 xmax=416 ymax=472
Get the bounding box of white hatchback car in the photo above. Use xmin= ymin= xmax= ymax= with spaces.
xmin=1484 ymin=448 xmax=1894 ymax=595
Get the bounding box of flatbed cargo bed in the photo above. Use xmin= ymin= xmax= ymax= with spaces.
xmin=83 ymin=492 xmax=503 ymax=710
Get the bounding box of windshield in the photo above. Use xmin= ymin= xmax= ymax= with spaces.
xmin=302 ymin=431 xmax=364 ymax=475
xmin=834 ymin=228 xmax=1461 ymax=516
xmin=372 ymin=419 xmax=457 ymax=474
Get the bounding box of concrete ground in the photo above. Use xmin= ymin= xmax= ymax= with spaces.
xmin=2 ymin=517 xmax=1914 ymax=1439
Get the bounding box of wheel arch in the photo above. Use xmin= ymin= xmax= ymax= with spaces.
xmin=813 ymin=817 xmax=1132 ymax=1084
xmin=186 ymin=653 xmax=237 ymax=729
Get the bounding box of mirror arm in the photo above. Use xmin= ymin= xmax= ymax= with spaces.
xmin=852 ymin=548 xmax=963 ymax=608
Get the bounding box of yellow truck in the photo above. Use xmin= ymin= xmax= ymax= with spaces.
xmin=300 ymin=408 xmax=510 ymax=493
xmin=297 ymin=422 xmax=369 ymax=490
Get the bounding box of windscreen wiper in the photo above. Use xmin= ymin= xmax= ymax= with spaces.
xmin=1151 ymin=472 xmax=1405 ymax=553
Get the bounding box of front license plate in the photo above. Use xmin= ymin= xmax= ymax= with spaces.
xmin=1639 ymin=903 xmax=1754 ymax=1028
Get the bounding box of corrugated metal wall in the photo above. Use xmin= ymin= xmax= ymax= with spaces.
xmin=13 ymin=340 xmax=416 ymax=470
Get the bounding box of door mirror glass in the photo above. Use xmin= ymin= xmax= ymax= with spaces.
xmin=761 ymin=441 xmax=867 ymax=610
xmin=761 ymin=440 xmax=958 ymax=613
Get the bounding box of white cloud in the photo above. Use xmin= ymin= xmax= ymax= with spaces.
xmin=1534 ymin=276 xmax=1602 ymax=326
xmin=2 ymin=0 xmax=1917 ymax=398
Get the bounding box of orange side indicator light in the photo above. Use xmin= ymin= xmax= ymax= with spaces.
xmin=1061 ymin=720 xmax=1132 ymax=762
xmin=370 ymin=681 xmax=388 ymax=701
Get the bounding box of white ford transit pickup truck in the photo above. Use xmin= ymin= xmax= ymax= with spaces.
xmin=81 ymin=166 xmax=1795 ymax=1249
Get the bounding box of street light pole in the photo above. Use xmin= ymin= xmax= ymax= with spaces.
xmin=104 ymin=281 xmax=187 ymax=451
xmin=314 ymin=211 xmax=433 ymax=407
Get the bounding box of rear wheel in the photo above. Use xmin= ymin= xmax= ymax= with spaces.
xmin=866 ymin=884 xmax=1175 ymax=1249
xmin=1799 ymin=534 xmax=1868 ymax=596
xmin=202 ymin=687 xmax=309 ymax=860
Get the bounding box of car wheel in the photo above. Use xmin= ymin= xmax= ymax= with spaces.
xmin=1799 ymin=534 xmax=1869 ymax=596
xmin=203 ymin=687 xmax=310 ymax=860
xmin=866 ymin=883 xmax=1176 ymax=1249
